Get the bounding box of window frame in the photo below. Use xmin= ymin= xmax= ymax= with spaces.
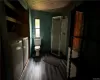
xmin=35 ymin=19 xmax=40 ymax=38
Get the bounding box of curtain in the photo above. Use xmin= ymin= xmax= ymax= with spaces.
xmin=73 ymin=11 xmax=83 ymax=51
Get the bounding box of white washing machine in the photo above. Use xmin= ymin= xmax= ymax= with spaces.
xmin=9 ymin=39 xmax=23 ymax=80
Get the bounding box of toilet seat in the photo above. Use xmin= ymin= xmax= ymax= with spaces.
xmin=35 ymin=46 xmax=40 ymax=50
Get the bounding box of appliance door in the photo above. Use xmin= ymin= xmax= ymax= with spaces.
xmin=11 ymin=40 xmax=23 ymax=80
xmin=22 ymin=37 xmax=28 ymax=68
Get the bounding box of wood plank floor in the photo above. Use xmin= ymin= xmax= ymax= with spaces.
xmin=20 ymin=56 xmax=67 ymax=80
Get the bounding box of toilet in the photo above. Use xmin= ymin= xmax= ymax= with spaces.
xmin=34 ymin=38 xmax=41 ymax=56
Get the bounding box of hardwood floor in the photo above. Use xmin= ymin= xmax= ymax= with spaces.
xmin=20 ymin=56 xmax=67 ymax=80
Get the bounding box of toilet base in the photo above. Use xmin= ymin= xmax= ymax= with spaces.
xmin=36 ymin=50 xmax=40 ymax=56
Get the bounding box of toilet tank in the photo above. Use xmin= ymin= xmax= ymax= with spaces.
xmin=34 ymin=38 xmax=41 ymax=46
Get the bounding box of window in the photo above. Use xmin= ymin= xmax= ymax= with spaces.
xmin=35 ymin=19 xmax=40 ymax=38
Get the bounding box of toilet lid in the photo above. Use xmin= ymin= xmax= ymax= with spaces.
xmin=35 ymin=46 xmax=40 ymax=49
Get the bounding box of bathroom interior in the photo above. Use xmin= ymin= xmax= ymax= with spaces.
xmin=1 ymin=0 xmax=100 ymax=80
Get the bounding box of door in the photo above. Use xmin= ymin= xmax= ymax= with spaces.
xmin=51 ymin=16 xmax=68 ymax=56
xmin=60 ymin=16 xmax=68 ymax=55
xmin=51 ymin=17 xmax=61 ymax=56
